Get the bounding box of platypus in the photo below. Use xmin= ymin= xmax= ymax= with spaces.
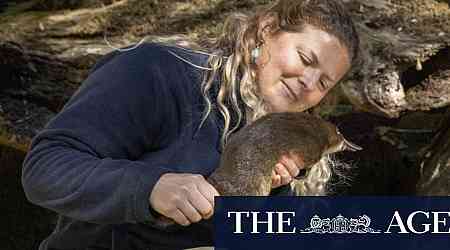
xmin=155 ymin=112 xmax=361 ymax=226
xmin=207 ymin=111 xmax=361 ymax=196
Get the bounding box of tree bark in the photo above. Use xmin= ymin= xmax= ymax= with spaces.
xmin=0 ymin=41 xmax=80 ymax=173
xmin=341 ymin=0 xmax=450 ymax=118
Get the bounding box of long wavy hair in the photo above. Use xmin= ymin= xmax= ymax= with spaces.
xmin=197 ymin=0 xmax=359 ymax=195
xmin=198 ymin=0 xmax=359 ymax=146
xmin=111 ymin=0 xmax=360 ymax=195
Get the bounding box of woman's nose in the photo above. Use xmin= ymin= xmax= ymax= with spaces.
xmin=298 ymin=68 xmax=321 ymax=91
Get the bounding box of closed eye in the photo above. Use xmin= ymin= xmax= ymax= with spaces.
xmin=319 ymin=79 xmax=329 ymax=91
xmin=298 ymin=50 xmax=332 ymax=91
xmin=297 ymin=51 xmax=312 ymax=66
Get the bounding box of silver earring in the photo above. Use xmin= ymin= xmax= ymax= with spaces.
xmin=251 ymin=46 xmax=261 ymax=64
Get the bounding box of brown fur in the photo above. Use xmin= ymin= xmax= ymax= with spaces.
xmin=207 ymin=112 xmax=345 ymax=196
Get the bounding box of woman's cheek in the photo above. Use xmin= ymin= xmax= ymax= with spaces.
xmin=280 ymin=57 xmax=303 ymax=77
xmin=302 ymin=91 xmax=326 ymax=107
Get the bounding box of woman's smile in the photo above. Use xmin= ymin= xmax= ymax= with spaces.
xmin=280 ymin=78 xmax=299 ymax=102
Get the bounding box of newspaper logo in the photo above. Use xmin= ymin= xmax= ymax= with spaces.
xmin=299 ymin=214 xmax=382 ymax=234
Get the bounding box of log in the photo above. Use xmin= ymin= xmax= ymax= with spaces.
xmin=341 ymin=0 xmax=450 ymax=118
xmin=1 ymin=0 xmax=448 ymax=118
xmin=0 ymin=41 xmax=80 ymax=165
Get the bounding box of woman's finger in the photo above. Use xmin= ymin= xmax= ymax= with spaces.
xmin=198 ymin=179 xmax=220 ymax=205
xmin=280 ymin=155 xmax=300 ymax=177
xmin=198 ymin=179 xmax=220 ymax=219
xmin=170 ymin=209 xmax=191 ymax=226
xmin=271 ymin=169 xmax=282 ymax=188
xmin=275 ymin=163 xmax=292 ymax=185
xmin=289 ymin=152 xmax=305 ymax=172
xmin=188 ymin=187 xmax=213 ymax=219
xmin=176 ymin=197 xmax=203 ymax=223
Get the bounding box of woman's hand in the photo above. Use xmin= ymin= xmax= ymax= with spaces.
xmin=271 ymin=152 xmax=304 ymax=189
xmin=149 ymin=173 xmax=220 ymax=226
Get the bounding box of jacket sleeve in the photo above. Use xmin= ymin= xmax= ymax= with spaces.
xmin=21 ymin=45 xmax=182 ymax=225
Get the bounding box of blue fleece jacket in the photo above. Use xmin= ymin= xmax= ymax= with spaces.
xmin=21 ymin=43 xmax=230 ymax=250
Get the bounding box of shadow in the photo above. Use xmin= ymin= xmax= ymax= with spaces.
xmin=0 ymin=145 xmax=56 ymax=250
xmin=401 ymin=47 xmax=450 ymax=90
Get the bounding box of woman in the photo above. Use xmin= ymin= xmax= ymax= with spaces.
xmin=22 ymin=0 xmax=359 ymax=249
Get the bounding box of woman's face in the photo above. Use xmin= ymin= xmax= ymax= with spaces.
xmin=254 ymin=24 xmax=351 ymax=113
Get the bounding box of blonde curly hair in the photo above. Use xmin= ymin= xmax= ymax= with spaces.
xmin=111 ymin=0 xmax=359 ymax=196
xmin=196 ymin=0 xmax=359 ymax=195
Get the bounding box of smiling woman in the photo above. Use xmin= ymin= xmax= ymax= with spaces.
xmin=21 ymin=0 xmax=360 ymax=249
xmin=254 ymin=24 xmax=351 ymax=113
xmin=196 ymin=0 xmax=360 ymax=148
xmin=192 ymin=0 xmax=359 ymax=197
